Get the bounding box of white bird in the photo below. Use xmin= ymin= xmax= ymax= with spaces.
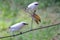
xmin=26 ymin=2 xmax=41 ymax=24
xmin=9 ymin=22 xmax=28 ymax=32
xmin=27 ymin=2 xmax=38 ymax=13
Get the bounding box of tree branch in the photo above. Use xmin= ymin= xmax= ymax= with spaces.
xmin=0 ymin=23 xmax=60 ymax=39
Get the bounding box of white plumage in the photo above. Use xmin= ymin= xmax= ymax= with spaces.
xmin=9 ymin=22 xmax=28 ymax=32
xmin=27 ymin=2 xmax=38 ymax=13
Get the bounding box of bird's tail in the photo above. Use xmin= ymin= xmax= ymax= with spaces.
xmin=31 ymin=13 xmax=41 ymax=24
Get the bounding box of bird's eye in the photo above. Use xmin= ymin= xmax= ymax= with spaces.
xmin=35 ymin=4 xmax=38 ymax=5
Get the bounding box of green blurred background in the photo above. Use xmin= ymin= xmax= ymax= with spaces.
xmin=0 ymin=0 xmax=60 ymax=40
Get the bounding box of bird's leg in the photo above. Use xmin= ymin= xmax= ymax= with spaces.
xmin=34 ymin=10 xmax=36 ymax=13
xmin=33 ymin=10 xmax=36 ymax=14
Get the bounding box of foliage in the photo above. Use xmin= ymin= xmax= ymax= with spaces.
xmin=0 ymin=0 xmax=60 ymax=40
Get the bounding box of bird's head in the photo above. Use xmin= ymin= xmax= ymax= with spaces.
xmin=32 ymin=2 xmax=38 ymax=5
xmin=27 ymin=2 xmax=38 ymax=8
xmin=20 ymin=22 xmax=28 ymax=25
